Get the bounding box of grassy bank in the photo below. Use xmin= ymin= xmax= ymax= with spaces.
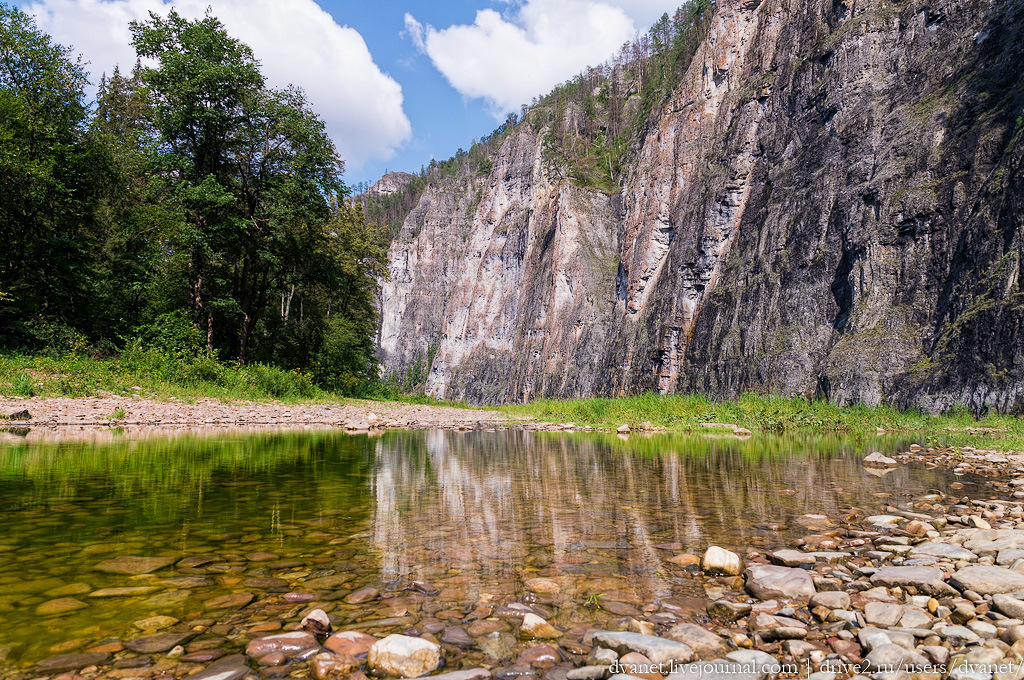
xmin=500 ymin=393 xmax=1024 ymax=449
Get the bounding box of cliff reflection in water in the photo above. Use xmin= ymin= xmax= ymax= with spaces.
xmin=370 ymin=430 xmax=950 ymax=599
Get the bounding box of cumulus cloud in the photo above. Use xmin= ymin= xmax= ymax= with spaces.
xmin=22 ymin=0 xmax=411 ymax=171
xmin=405 ymin=0 xmax=682 ymax=117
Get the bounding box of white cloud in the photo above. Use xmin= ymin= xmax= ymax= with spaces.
xmin=406 ymin=0 xmax=682 ymax=117
xmin=22 ymin=0 xmax=412 ymax=171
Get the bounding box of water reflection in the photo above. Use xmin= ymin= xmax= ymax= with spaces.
xmin=0 ymin=428 xmax=951 ymax=666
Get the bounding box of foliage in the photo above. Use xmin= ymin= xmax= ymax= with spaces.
xmin=0 ymin=4 xmax=386 ymax=394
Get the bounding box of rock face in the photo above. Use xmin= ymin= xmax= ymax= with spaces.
xmin=378 ymin=0 xmax=1024 ymax=412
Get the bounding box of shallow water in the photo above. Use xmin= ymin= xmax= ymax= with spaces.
xmin=0 ymin=428 xmax=956 ymax=670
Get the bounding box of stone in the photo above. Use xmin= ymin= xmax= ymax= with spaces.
xmin=344 ymin=586 xmax=380 ymax=604
xmin=133 ymin=615 xmax=179 ymax=631
xmin=177 ymin=555 xmax=219 ymax=568
xmin=521 ymin=613 xmax=561 ymax=639
xmin=35 ymin=598 xmax=88 ymax=615
xmin=743 ymin=565 xmax=815 ymax=603
xmin=618 ymin=652 xmax=662 ymax=680
xmin=428 ymin=671 xmax=491 ymax=680
xmin=124 ymin=633 xmax=195 ymax=654
xmin=257 ymin=651 xmax=286 ymax=666
xmin=665 ymin=624 xmax=728 ymax=659
xmin=702 ymin=546 xmax=743 ymax=575
xmin=441 ymin=626 xmax=475 ymax=647
xmin=770 ymin=550 xmax=815 ymax=567
xmin=525 ymin=578 xmax=561 ymax=594
xmin=707 ymin=600 xmax=752 ymax=621
xmin=592 ymin=631 xmax=694 ymax=665
xmin=468 ymin=620 xmax=507 ymax=636
xmin=910 ymin=543 xmax=979 ymax=560
xmin=864 ymin=603 xmax=905 ymax=627
xmin=92 ymin=556 xmax=176 ymax=575
xmin=368 ymin=634 xmax=442 ymax=678
xmin=7 ymin=409 xmax=31 ymax=420
xmin=325 ymin=630 xmax=378 ymax=657
xmin=37 ymin=652 xmax=110 ymax=672
xmin=809 ymin=591 xmax=850 ymax=610
xmin=863 ymin=644 xmax=908 ymax=671
xmin=517 ymin=645 xmax=560 ymax=669
xmin=939 ymin=626 xmax=980 ymax=644
xmin=669 ymin=554 xmax=700 ymax=567
xmin=301 ymin=608 xmax=332 ymax=636
xmin=898 ymin=607 xmax=933 ymax=628
xmin=870 ymin=566 xmax=958 ymax=596
xmin=187 ymin=654 xmax=251 ymax=680
xmin=951 ymin=566 xmax=1024 ymax=595
xmin=617 ymin=424 xmax=631 ymax=433
xmin=246 ymin=632 xmax=319 ymax=659
xmin=204 ymin=592 xmax=255 ymax=610
xmin=311 ymin=652 xmax=359 ymax=679
xmin=89 ymin=586 xmax=161 ymax=598
xmin=863 ymin=452 xmax=898 ymax=467
xmin=663 ymin=659 xmax=769 ymax=680
xmin=994 ymin=594 xmax=1024 ymax=619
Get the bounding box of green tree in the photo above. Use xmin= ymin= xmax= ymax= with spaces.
xmin=0 ymin=3 xmax=97 ymax=344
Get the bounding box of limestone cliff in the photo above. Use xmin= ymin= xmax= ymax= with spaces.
xmin=379 ymin=0 xmax=1024 ymax=411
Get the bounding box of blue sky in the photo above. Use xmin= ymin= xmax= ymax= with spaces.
xmin=15 ymin=0 xmax=681 ymax=187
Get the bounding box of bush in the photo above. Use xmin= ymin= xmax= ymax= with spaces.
xmin=7 ymin=370 xmax=36 ymax=397
xmin=244 ymin=363 xmax=315 ymax=399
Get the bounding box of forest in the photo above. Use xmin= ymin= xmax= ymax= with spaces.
xmin=0 ymin=4 xmax=388 ymax=393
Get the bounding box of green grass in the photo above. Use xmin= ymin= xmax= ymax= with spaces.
xmin=501 ymin=392 xmax=1024 ymax=449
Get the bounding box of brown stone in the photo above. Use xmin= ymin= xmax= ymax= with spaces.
xmin=92 ymin=556 xmax=176 ymax=575
xmin=325 ymin=631 xmax=378 ymax=657
xmin=203 ymin=592 xmax=255 ymax=610
xmin=311 ymin=652 xmax=359 ymax=679
xmin=37 ymin=653 xmax=111 ymax=673
xmin=517 ymin=645 xmax=559 ymax=669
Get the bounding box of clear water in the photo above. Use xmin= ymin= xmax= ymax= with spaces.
xmin=0 ymin=428 xmax=955 ymax=671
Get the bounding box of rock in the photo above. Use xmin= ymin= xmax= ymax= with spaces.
xmin=863 ymin=452 xmax=898 ymax=467
xmin=617 ymin=424 xmax=631 ymax=433
xmin=177 ymin=555 xmax=219 ymax=568
xmin=618 ymin=652 xmax=661 ymax=680
xmin=592 ymin=631 xmax=694 ymax=665
xmin=939 ymin=626 xmax=980 ymax=645
xmin=517 ymin=645 xmax=560 ymax=669
xmin=743 ymin=565 xmax=816 ymax=602
xmin=187 ymin=654 xmax=251 ymax=680
xmin=133 ymin=615 xmax=179 ymax=631
xmin=89 ymin=586 xmax=161 ymax=598
xmin=809 ymin=591 xmax=850 ymax=610
xmin=707 ymin=600 xmax=752 ymax=621
xmin=569 ymin=667 xmax=612 ymax=680
xmin=467 ymin=620 xmax=507 ymax=636
xmin=950 ymin=566 xmax=1024 ymax=595
xmin=521 ymin=612 xmax=561 ymax=639
xmin=669 ymin=554 xmax=700 ymax=567
xmin=125 ymin=633 xmax=195 ymax=654
xmin=257 ymin=651 xmax=287 ymax=666
xmin=204 ymin=592 xmax=255 ymax=610
xmin=427 ymin=671 xmax=491 ymax=680
xmin=368 ymin=634 xmax=441 ymax=678
xmin=993 ymin=594 xmax=1024 ymax=619
xmin=92 ymin=556 xmax=176 ymax=574
xmin=325 ymin=630 xmax=378 ymax=657
xmin=864 ymin=602 xmax=905 ymax=627
xmin=311 ymin=652 xmax=359 ymax=679
xmin=245 ymin=631 xmax=318 ymax=660
xmin=702 ymin=546 xmax=743 ymax=575
xmin=909 ymin=543 xmax=979 ymax=560
xmin=441 ymin=626 xmax=475 ymax=647
xmin=36 ymin=652 xmax=110 ymax=672
xmin=663 ymin=658 xmax=770 ymax=680
xmin=302 ymin=608 xmax=333 ymax=636
xmin=665 ymin=624 xmax=728 ymax=659
xmin=770 ymin=550 xmax=815 ymax=567
xmin=870 ymin=566 xmax=958 ymax=596
xmin=345 ymin=586 xmax=380 ymax=604
xmin=897 ymin=607 xmax=932 ymax=628
xmin=35 ymin=598 xmax=88 ymax=615
xmin=7 ymin=409 xmax=31 ymax=420
xmin=863 ymin=643 xmax=907 ymax=671
xmin=524 ymin=577 xmax=561 ymax=594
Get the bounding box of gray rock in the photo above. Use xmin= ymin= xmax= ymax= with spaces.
xmin=993 ymin=594 xmax=1024 ymax=619
xmin=909 ymin=543 xmax=979 ymax=560
xmin=37 ymin=652 xmax=110 ymax=672
xmin=939 ymin=626 xmax=980 ymax=644
xmin=702 ymin=546 xmax=743 ymax=575
xmin=744 ymin=565 xmax=815 ymax=603
xmin=864 ymin=603 xmax=904 ymax=628
xmin=863 ymin=644 xmax=907 ymax=671
xmin=592 ymin=632 xmax=694 ymax=665
xmin=869 ymin=566 xmax=958 ymax=596
xmin=125 ymin=633 xmax=196 ymax=654
xmin=665 ymin=661 xmax=768 ymax=680
xmin=809 ymin=591 xmax=850 ymax=610
xmin=441 ymin=626 xmax=476 ymax=647
xmin=998 ymin=550 xmax=1024 ymax=565
xmin=665 ymin=624 xmax=729 ymax=660
xmin=897 ymin=607 xmax=933 ymax=629
xmin=863 ymin=452 xmax=898 ymax=467
xmin=769 ymin=550 xmax=814 ymax=567
xmin=428 ymin=670 xmax=492 ymax=680
xmin=951 ymin=566 xmax=1024 ymax=595
xmin=567 ymin=667 xmax=609 ymax=680
xmin=707 ymin=600 xmax=752 ymax=621
xmin=187 ymin=654 xmax=251 ymax=680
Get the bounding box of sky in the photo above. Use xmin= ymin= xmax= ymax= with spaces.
xmin=13 ymin=0 xmax=683 ymax=187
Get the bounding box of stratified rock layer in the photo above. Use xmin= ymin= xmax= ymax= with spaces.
xmin=379 ymin=0 xmax=1024 ymax=410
